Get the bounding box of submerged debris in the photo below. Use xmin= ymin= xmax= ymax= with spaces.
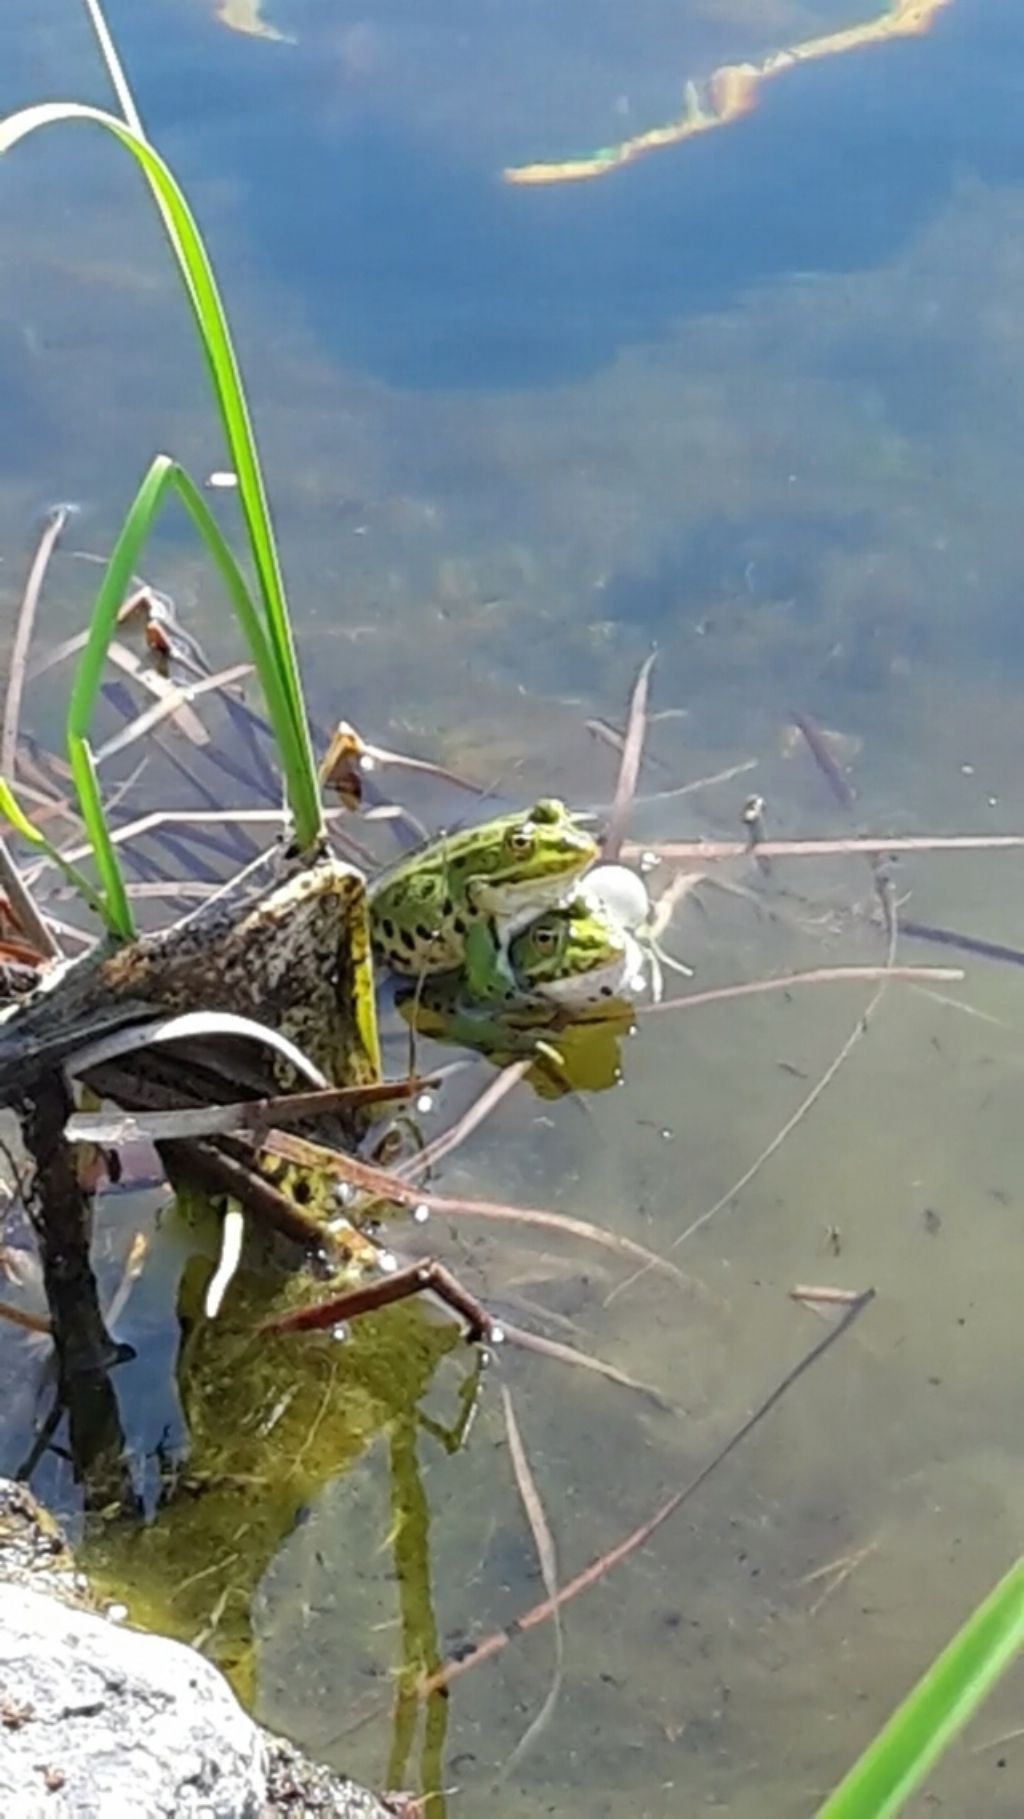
xmin=504 ymin=0 xmax=956 ymax=186
xmin=0 ymin=1478 xmax=396 ymax=1818
xmin=0 ymin=855 xmax=380 ymax=1102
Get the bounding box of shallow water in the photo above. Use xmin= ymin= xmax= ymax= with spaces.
xmin=1 ymin=1 xmax=1023 ymax=1812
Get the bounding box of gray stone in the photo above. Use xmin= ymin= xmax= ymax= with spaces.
xmin=0 ymin=1583 xmax=265 ymax=1818
xmin=0 ymin=1482 xmax=399 ymax=1819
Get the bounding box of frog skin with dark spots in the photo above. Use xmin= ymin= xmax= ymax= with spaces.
xmin=368 ymin=798 xmax=598 ymax=996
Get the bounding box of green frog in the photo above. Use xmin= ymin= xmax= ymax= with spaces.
xmin=395 ymin=895 xmax=640 ymax=1092
xmin=368 ymin=798 xmax=597 ymax=999
xmin=397 ymin=892 xmax=640 ymax=1029
xmin=505 ymin=894 xmax=643 ymax=1009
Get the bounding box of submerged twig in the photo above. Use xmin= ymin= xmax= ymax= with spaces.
xmin=2 ymin=505 xmax=71 ymax=780
xmin=630 ymin=833 xmax=1024 ymax=863
xmin=639 ymin=757 xmax=759 ymax=802
xmin=319 ymin=718 xmax=483 ymax=800
xmin=792 ymin=707 xmax=896 ymax=943
xmin=495 ymin=1321 xmax=670 ymax=1405
xmin=629 ymin=922 xmax=904 ymax=1302
xmin=260 ymin=1257 xmax=496 ymax=1343
xmin=397 ymin=1060 xmax=532 ymax=1181
xmin=93 ymin=662 xmax=253 ymax=765
xmin=640 ymin=962 xmax=961 ymax=1018
xmin=586 ymin=705 xmax=688 ymax=772
xmin=173 ymin=842 xmax=280 ymax=930
xmin=777 ymin=715 xmax=1024 ymax=975
xmin=7 ymin=759 xmax=79 ymax=837
xmin=612 ymin=916 xmax=903 ymax=1306
xmin=26 ymin=806 xmax=339 ymax=882
xmin=0 ymin=833 xmax=58 ymax=961
xmin=123 ymin=881 xmax=218 ymax=903
xmin=104 ymin=639 xmax=211 ymax=745
xmin=789 ymin=1284 xmax=866 ymax=1308
xmin=104 ymin=1230 xmax=148 ymax=1330
xmin=0 ymin=1299 xmax=51 ymax=1336
xmin=66 ymin=1074 xmax=439 ymax=1148
xmin=264 ymin=1129 xmax=695 ymax=1288
xmin=603 ymin=652 xmax=656 ymax=862
xmin=159 ymin=1135 xmax=344 ymax=1252
xmin=801 ymin=1538 xmax=878 ymax=1617
xmin=499 ymin=1385 xmax=564 ymax=1775
xmin=418 ymin=1290 xmax=875 ymax=1697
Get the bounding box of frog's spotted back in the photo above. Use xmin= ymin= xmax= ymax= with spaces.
xmin=371 ymin=868 xmax=483 ymax=975
xmin=368 ymin=798 xmax=597 ymax=980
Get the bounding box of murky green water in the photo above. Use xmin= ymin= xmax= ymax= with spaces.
xmin=1 ymin=1 xmax=1023 ymax=1811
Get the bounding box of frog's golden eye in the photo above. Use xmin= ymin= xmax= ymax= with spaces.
xmin=531 ymin=924 xmax=557 ymax=950
xmin=506 ymin=827 xmax=535 ymax=854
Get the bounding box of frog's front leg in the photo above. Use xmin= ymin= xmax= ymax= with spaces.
xmin=462 ymin=918 xmax=516 ymax=1002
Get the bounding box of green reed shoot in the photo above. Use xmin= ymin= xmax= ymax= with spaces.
xmin=0 ymin=777 xmax=108 ymax=925
xmin=817 ymin=1554 xmax=1024 ymax=1818
xmin=64 ymin=455 xmax=311 ymax=939
xmin=0 ymin=78 xmax=323 ymax=938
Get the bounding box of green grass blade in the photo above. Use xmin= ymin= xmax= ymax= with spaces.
xmin=0 ymin=778 xmax=109 ymax=926
xmin=817 ymin=1556 xmax=1024 ymax=1819
xmin=66 ymin=454 xmax=312 ymax=940
xmin=0 ymin=100 xmax=322 ymax=852
xmin=67 ymin=735 xmax=133 ymax=938
xmin=63 ymin=455 xmax=177 ymax=940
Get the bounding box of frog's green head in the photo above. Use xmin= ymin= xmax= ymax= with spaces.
xmin=464 ymin=799 xmax=598 ymax=917
xmin=510 ymin=896 xmax=636 ymax=1006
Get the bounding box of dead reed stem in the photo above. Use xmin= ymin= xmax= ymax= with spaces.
xmin=499 ymin=1384 xmax=564 ymax=1774
xmin=264 ymin=1128 xmax=696 ymax=1287
xmin=603 ymin=651 xmax=656 ymax=862
xmin=0 ymin=833 xmax=58 ymax=961
xmin=396 ymin=1060 xmax=532 ymax=1180
xmin=629 ymin=833 xmax=1024 ymax=863
xmin=418 ymin=1289 xmax=875 ymax=1698
xmin=1 ymin=505 xmax=70 ymax=781
xmin=640 ymin=962 xmax=961 ymax=1018
xmin=612 ymin=908 xmax=903 ymax=1307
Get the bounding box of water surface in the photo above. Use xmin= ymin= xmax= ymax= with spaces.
xmin=1 ymin=2 xmax=1023 ymax=1813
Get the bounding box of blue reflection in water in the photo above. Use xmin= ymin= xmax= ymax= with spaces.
xmin=109 ymin=0 xmax=1024 ymax=390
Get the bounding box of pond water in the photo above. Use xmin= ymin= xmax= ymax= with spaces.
xmin=1 ymin=1 xmax=1023 ymax=1813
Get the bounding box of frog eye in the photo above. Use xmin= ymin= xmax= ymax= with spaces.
xmin=532 ymin=924 xmax=557 ymax=950
xmin=506 ymin=826 xmax=535 ymax=854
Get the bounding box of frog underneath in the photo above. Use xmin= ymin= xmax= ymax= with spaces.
xmin=506 ymin=894 xmax=644 ymax=1009
xmin=398 ymin=892 xmax=641 ymax=1026
xmin=394 ymin=894 xmax=642 ymax=1083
